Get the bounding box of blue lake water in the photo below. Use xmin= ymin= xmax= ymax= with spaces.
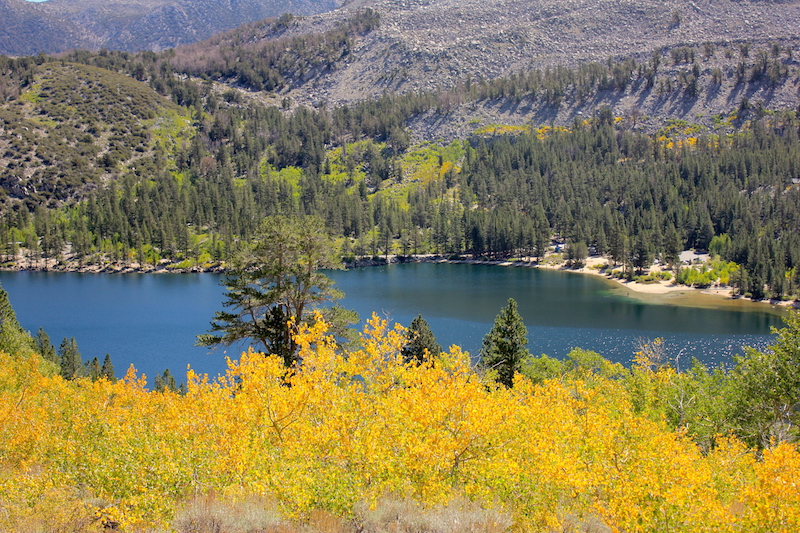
xmin=0 ymin=263 xmax=786 ymax=384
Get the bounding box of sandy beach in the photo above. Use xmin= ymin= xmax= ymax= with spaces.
xmin=404 ymin=253 xmax=797 ymax=313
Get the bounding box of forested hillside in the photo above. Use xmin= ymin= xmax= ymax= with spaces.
xmin=1 ymin=12 xmax=799 ymax=299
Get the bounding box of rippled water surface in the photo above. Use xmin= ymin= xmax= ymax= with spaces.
xmin=0 ymin=264 xmax=785 ymax=381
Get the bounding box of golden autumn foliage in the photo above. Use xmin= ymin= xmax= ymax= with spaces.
xmin=1 ymin=314 xmax=799 ymax=531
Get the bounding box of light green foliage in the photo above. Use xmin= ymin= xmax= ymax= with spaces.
xmin=727 ymin=310 xmax=800 ymax=447
xmin=522 ymin=348 xmax=627 ymax=385
xmin=480 ymin=298 xmax=530 ymax=388
xmin=400 ymin=141 xmax=463 ymax=186
xmin=708 ymin=233 xmax=732 ymax=258
xmin=618 ymin=311 xmax=800 ymax=450
xmin=323 ymin=141 xmax=379 ymax=185
xmin=565 ymin=348 xmax=627 ymax=380
xmin=149 ymin=108 xmax=195 ymax=161
xmin=0 ymin=284 xmax=35 ymax=358
xmin=521 ymin=353 xmax=568 ymax=384
xmin=663 ymin=359 xmax=732 ymax=450
xmin=677 ymin=259 xmax=739 ymax=287
xmin=656 ymin=118 xmax=708 ymax=138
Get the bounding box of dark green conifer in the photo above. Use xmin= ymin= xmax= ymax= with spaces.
xmin=59 ymin=337 xmax=86 ymax=380
xmin=101 ymin=354 xmax=116 ymax=381
xmin=87 ymin=357 xmax=102 ymax=380
xmin=155 ymin=368 xmax=178 ymax=393
xmin=402 ymin=315 xmax=442 ymax=364
xmin=35 ymin=327 xmax=59 ymax=367
xmin=480 ymin=298 xmax=531 ymax=388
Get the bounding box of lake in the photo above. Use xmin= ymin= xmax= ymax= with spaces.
xmin=0 ymin=263 xmax=786 ymax=383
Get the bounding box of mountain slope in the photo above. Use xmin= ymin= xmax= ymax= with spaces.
xmin=0 ymin=0 xmax=341 ymax=55
xmin=0 ymin=62 xmax=191 ymax=208
xmin=283 ymin=0 xmax=800 ymax=99
xmin=246 ymin=0 xmax=800 ymax=139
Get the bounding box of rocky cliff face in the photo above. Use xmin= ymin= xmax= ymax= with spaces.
xmin=0 ymin=0 xmax=341 ymax=55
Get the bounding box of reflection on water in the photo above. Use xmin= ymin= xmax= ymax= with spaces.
xmin=328 ymin=263 xmax=785 ymax=367
xmin=0 ymin=264 xmax=787 ymax=380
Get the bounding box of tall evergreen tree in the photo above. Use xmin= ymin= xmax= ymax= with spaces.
xmin=101 ymin=353 xmax=116 ymax=381
xmin=401 ymin=314 xmax=442 ymax=364
xmin=197 ymin=215 xmax=347 ymax=367
xmin=59 ymin=337 xmax=85 ymax=380
xmin=35 ymin=327 xmax=59 ymax=367
xmin=87 ymin=356 xmax=102 ymax=380
xmin=479 ymin=298 xmax=531 ymax=388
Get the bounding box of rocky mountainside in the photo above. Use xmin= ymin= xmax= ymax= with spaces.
xmin=0 ymin=0 xmax=341 ymax=55
xmin=266 ymin=0 xmax=800 ymax=140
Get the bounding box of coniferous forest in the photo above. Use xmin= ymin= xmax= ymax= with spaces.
xmin=0 ymin=10 xmax=799 ymax=299
xmin=0 ymin=10 xmax=800 ymax=298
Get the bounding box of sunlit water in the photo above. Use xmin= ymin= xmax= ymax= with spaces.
xmin=0 ymin=264 xmax=785 ymax=383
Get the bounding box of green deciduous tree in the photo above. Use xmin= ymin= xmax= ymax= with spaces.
xmin=480 ymin=298 xmax=531 ymax=388
xmin=727 ymin=310 xmax=800 ymax=448
xmin=401 ymin=314 xmax=442 ymax=364
xmin=0 ymin=283 xmax=35 ymax=357
xmin=197 ymin=215 xmax=348 ymax=367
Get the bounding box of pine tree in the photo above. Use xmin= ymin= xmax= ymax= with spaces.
xmin=480 ymin=298 xmax=531 ymax=388
xmin=86 ymin=357 xmax=102 ymax=380
xmin=59 ymin=337 xmax=86 ymax=380
xmin=35 ymin=327 xmax=59 ymax=367
xmin=155 ymin=368 xmax=178 ymax=393
xmin=101 ymin=353 xmax=116 ymax=381
xmin=197 ymin=215 xmax=346 ymax=367
xmin=402 ymin=315 xmax=442 ymax=364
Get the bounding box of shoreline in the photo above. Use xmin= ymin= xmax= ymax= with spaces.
xmin=4 ymin=253 xmax=797 ymax=312
xmin=345 ymin=254 xmax=798 ymax=313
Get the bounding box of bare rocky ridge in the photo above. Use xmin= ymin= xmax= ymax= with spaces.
xmin=273 ymin=0 xmax=800 ymax=140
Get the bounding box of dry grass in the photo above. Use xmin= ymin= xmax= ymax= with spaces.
xmin=356 ymin=496 xmax=513 ymax=533
xmin=172 ymin=493 xmax=287 ymax=533
xmin=1 ymin=491 xmax=514 ymax=533
xmin=169 ymin=494 xmax=512 ymax=533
